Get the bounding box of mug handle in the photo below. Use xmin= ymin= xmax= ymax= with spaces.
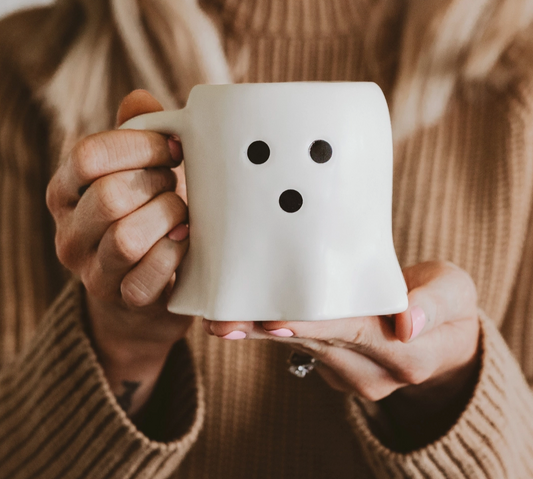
xmin=118 ymin=109 xmax=186 ymax=136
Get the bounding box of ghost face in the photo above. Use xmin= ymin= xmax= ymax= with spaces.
xmin=164 ymin=82 xmax=408 ymax=321
xmin=247 ymin=138 xmax=332 ymax=213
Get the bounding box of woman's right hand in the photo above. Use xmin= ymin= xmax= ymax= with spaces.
xmin=46 ymin=90 xmax=193 ymax=416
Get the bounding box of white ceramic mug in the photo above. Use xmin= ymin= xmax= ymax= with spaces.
xmin=120 ymin=82 xmax=408 ymax=321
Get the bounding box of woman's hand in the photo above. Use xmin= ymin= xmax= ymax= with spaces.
xmin=203 ymin=261 xmax=481 ymax=447
xmin=46 ymin=90 xmax=192 ymax=416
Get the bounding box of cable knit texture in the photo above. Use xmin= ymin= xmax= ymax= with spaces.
xmin=1 ymin=0 xmax=533 ymax=478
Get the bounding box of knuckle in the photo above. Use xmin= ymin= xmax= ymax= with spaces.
xmin=71 ymin=135 xmax=107 ymax=183
xmin=124 ymin=130 xmax=168 ymax=165
xmin=94 ymin=176 xmax=132 ymax=220
xmin=347 ymin=321 xmax=369 ymax=347
xmin=109 ymin=222 xmax=147 ymax=264
xmin=72 ymin=132 xmax=129 ymax=182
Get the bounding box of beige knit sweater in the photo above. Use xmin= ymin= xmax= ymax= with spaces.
xmin=2 ymin=1 xmax=533 ymax=478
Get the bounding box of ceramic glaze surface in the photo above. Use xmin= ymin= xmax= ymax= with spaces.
xmin=120 ymin=82 xmax=408 ymax=321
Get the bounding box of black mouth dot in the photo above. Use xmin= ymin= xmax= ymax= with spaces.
xmin=279 ymin=189 xmax=303 ymax=213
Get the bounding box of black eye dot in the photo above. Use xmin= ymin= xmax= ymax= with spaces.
xmin=279 ymin=189 xmax=303 ymax=213
xmin=309 ymin=140 xmax=332 ymax=163
xmin=247 ymin=140 xmax=270 ymax=164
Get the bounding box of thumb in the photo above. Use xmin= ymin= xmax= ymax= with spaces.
xmin=394 ymin=261 xmax=478 ymax=343
xmin=116 ymin=89 xmax=164 ymax=127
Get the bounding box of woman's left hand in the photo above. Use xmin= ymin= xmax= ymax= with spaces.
xmin=203 ymin=261 xmax=481 ymax=444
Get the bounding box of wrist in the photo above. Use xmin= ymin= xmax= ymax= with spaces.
xmin=91 ymin=325 xmax=171 ymax=418
xmin=83 ymin=291 xmax=177 ymax=417
xmin=87 ymin=293 xmax=175 ymax=363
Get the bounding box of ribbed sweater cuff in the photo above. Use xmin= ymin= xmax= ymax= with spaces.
xmin=0 ymin=279 xmax=204 ymax=479
xmin=345 ymin=309 xmax=533 ymax=478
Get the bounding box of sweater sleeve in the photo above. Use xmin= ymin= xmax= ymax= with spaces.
xmin=345 ymin=309 xmax=533 ymax=478
xmin=0 ymin=279 xmax=205 ymax=479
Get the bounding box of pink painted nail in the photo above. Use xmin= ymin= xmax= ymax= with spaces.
xmin=168 ymin=223 xmax=189 ymax=242
xmin=409 ymin=306 xmax=426 ymax=341
xmin=222 ymin=331 xmax=247 ymax=340
xmin=265 ymin=328 xmax=294 ymax=337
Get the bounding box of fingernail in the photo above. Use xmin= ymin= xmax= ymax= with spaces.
xmin=222 ymin=331 xmax=247 ymax=340
xmin=168 ymin=223 xmax=189 ymax=242
xmin=168 ymin=137 xmax=182 ymax=165
xmin=265 ymin=328 xmax=294 ymax=338
xmin=409 ymin=306 xmax=426 ymax=341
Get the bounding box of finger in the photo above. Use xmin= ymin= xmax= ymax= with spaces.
xmin=47 ymin=90 xmax=183 ymax=211
xmin=291 ymin=342 xmax=402 ymax=401
xmin=64 ymin=131 xmax=182 ymax=203
xmin=121 ymin=234 xmax=189 ymax=308
xmin=209 ymin=315 xmax=395 ymax=360
xmin=261 ymin=315 xmax=397 ymax=354
xmin=117 ymin=89 xmax=184 ymax=183
xmin=205 ymin=315 xmax=392 ymax=371
xmin=204 ymin=320 xmax=259 ymax=340
xmin=264 ymin=315 xmax=444 ymax=384
xmin=205 ymin=319 xmax=408 ymax=400
xmin=259 ymin=314 xmax=438 ymax=379
xmin=72 ymin=168 xmax=177 ymax=253
xmin=99 ymin=191 xmax=187 ymax=271
xmin=86 ymin=192 xmax=187 ymax=296
xmin=117 ymin=90 xmax=183 ymax=171
xmin=204 ymin=317 xmax=398 ymax=398
xmin=394 ymin=261 xmax=478 ymax=343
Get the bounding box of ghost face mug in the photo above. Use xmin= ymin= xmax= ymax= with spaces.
xmin=120 ymin=82 xmax=408 ymax=321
